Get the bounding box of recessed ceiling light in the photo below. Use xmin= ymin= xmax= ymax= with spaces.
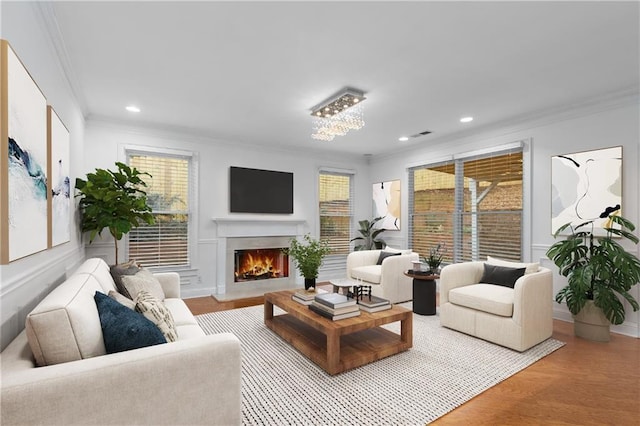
xmin=460 ymin=116 xmax=473 ymax=123
xmin=126 ymin=105 xmax=141 ymax=113
xmin=398 ymin=136 xmax=409 ymax=141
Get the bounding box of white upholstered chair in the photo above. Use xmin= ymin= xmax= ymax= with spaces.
xmin=346 ymin=249 xmax=419 ymax=304
xmin=439 ymin=258 xmax=553 ymax=351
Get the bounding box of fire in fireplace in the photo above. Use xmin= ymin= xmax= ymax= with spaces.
xmin=234 ymin=248 xmax=289 ymax=282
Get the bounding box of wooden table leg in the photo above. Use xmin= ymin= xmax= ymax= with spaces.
xmin=326 ymin=330 xmax=340 ymax=375
xmin=264 ymin=299 xmax=274 ymax=322
xmin=401 ymin=313 xmax=413 ymax=347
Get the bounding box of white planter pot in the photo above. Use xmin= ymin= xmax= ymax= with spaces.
xmin=573 ymin=300 xmax=611 ymax=342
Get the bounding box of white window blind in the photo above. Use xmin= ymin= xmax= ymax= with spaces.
xmin=409 ymin=147 xmax=523 ymax=263
xmin=127 ymin=154 xmax=191 ymax=268
xmin=319 ymin=171 xmax=354 ymax=256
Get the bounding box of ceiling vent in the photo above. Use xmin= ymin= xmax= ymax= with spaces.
xmin=409 ymin=130 xmax=432 ymax=138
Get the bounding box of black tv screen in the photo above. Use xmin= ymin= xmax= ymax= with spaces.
xmin=229 ymin=166 xmax=294 ymax=214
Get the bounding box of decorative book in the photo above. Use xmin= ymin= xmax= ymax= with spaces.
xmin=310 ymin=300 xmax=360 ymax=315
xmin=359 ymin=304 xmax=392 ymax=313
xmin=357 ymin=295 xmax=390 ymax=308
xmin=314 ymin=292 xmax=357 ymax=309
xmin=293 ymin=288 xmax=327 ymax=302
xmin=309 ymin=304 xmax=361 ymax=321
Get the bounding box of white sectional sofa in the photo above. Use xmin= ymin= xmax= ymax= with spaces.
xmin=347 ymin=249 xmax=419 ymax=303
xmin=1 ymin=258 xmax=242 ymax=425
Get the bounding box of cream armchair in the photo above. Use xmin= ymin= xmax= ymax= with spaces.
xmin=346 ymin=249 xmax=419 ymax=304
xmin=439 ymin=260 xmax=553 ymax=352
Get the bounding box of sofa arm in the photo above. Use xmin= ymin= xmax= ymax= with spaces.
xmin=154 ymin=272 xmax=181 ymax=298
xmin=1 ymin=333 xmax=242 ymax=425
xmin=378 ymin=253 xmax=419 ymax=303
xmin=439 ymin=262 xmax=485 ymax=304
xmin=512 ymin=267 xmax=553 ymax=326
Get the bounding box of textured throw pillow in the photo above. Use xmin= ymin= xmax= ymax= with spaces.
xmin=109 ymin=260 xmax=140 ymax=295
xmin=108 ymin=290 xmax=136 ymax=310
xmin=480 ymin=263 xmax=526 ymax=288
xmin=120 ymin=268 xmax=165 ymax=301
xmin=94 ymin=291 xmax=166 ymax=354
xmin=134 ymin=290 xmax=178 ymax=342
xmin=486 ymin=256 xmax=539 ymax=275
xmin=377 ymin=251 xmax=401 ymax=265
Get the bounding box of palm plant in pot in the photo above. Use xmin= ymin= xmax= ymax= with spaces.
xmin=75 ymin=162 xmax=155 ymax=264
xmin=547 ymin=213 xmax=640 ymax=341
xmin=283 ymin=234 xmax=331 ymax=290
xmin=350 ymin=217 xmax=386 ymax=251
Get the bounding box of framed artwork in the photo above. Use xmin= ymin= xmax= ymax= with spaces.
xmin=48 ymin=106 xmax=71 ymax=247
xmin=373 ymin=179 xmax=401 ymax=231
xmin=551 ymin=146 xmax=622 ymax=236
xmin=1 ymin=40 xmax=49 ymax=263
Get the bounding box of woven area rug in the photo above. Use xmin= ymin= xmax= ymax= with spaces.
xmin=196 ymin=304 xmax=564 ymax=425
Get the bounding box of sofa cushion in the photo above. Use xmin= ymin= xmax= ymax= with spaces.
xmin=376 ymin=251 xmax=400 ymax=265
xmin=486 ymin=256 xmax=539 ymax=275
xmin=25 ymin=272 xmax=107 ymax=366
xmin=350 ymin=265 xmax=382 ymax=284
xmin=95 ymin=292 xmax=166 ymax=354
xmin=134 ymin=291 xmax=178 ymax=342
xmin=120 ymin=268 xmax=165 ymax=301
xmin=449 ymin=284 xmax=514 ymax=317
xmin=163 ymin=299 xmax=200 ymax=326
xmin=480 ymin=263 xmax=526 ymax=288
xmin=108 ymin=290 xmax=136 ymax=310
xmin=109 ymin=260 xmax=141 ymax=295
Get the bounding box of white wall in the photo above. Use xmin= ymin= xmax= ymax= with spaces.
xmin=0 ymin=3 xmax=86 ymax=349
xmin=82 ymin=119 xmax=371 ymax=298
xmin=369 ymin=95 xmax=640 ymax=337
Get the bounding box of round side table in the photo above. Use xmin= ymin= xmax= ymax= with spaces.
xmin=404 ymin=271 xmax=439 ymax=315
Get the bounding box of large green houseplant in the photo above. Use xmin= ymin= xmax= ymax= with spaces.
xmin=284 ymin=234 xmax=331 ymax=289
xmin=547 ymin=213 xmax=640 ymax=341
xmin=75 ymin=162 xmax=155 ymax=264
xmin=350 ymin=217 xmax=386 ymax=251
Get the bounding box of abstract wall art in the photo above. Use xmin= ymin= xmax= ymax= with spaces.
xmin=48 ymin=106 xmax=70 ymax=247
xmin=1 ymin=40 xmax=49 ymax=263
xmin=373 ymin=179 xmax=401 ymax=231
xmin=551 ymin=146 xmax=622 ymax=236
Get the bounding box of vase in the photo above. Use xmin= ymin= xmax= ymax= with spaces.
xmin=573 ymin=300 xmax=610 ymax=342
xmin=304 ymin=278 xmax=316 ymax=290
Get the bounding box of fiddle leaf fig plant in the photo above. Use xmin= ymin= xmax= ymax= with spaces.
xmin=75 ymin=162 xmax=155 ymax=264
xmin=547 ymin=213 xmax=640 ymax=325
xmin=350 ymin=217 xmax=386 ymax=251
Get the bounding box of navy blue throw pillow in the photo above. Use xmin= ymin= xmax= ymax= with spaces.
xmin=480 ymin=263 xmax=526 ymax=288
xmin=94 ymin=291 xmax=166 ymax=354
xmin=376 ymin=251 xmax=401 ymax=265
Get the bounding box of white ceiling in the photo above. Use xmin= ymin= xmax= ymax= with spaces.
xmin=49 ymin=1 xmax=639 ymax=156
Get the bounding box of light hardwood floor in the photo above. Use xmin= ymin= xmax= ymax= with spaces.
xmin=185 ymin=287 xmax=640 ymax=425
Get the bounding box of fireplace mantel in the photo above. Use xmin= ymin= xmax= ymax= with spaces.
xmin=212 ymin=218 xmax=308 ymax=295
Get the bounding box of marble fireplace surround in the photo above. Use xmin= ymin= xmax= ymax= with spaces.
xmin=212 ymin=219 xmax=307 ymax=300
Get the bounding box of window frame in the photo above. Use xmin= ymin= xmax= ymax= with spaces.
xmin=123 ymin=144 xmax=199 ymax=272
xmin=318 ymin=167 xmax=355 ymax=261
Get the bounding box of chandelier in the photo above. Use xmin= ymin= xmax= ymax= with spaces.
xmin=310 ymin=88 xmax=366 ymax=141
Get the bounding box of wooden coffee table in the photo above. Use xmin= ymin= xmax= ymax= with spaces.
xmin=264 ymin=290 xmax=412 ymax=375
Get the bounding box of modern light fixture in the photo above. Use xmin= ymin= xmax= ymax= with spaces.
xmin=126 ymin=105 xmax=141 ymax=113
xmin=310 ymin=88 xmax=366 ymax=141
xmin=460 ymin=116 xmax=473 ymax=123
xmin=398 ymin=136 xmax=409 ymax=142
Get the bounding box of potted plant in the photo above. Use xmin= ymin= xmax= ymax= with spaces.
xmin=350 ymin=217 xmax=386 ymax=251
xmin=284 ymin=234 xmax=331 ymax=290
xmin=546 ymin=213 xmax=640 ymax=341
xmin=420 ymin=242 xmax=447 ymax=274
xmin=75 ymin=162 xmax=155 ymax=264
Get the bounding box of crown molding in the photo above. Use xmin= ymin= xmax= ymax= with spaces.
xmin=33 ymin=2 xmax=89 ymax=117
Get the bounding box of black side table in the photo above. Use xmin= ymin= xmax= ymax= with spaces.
xmin=404 ymin=271 xmax=439 ymax=315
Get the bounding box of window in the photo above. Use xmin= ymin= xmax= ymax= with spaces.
xmin=127 ymin=151 xmax=192 ymax=268
xmin=409 ymin=145 xmax=523 ymax=263
xmin=319 ymin=170 xmax=354 ymax=256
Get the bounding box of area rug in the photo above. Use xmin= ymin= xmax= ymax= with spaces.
xmin=196 ymin=304 xmax=564 ymax=425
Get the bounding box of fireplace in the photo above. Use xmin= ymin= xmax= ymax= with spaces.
xmin=234 ymin=248 xmax=289 ymax=282
xmin=213 ymin=219 xmax=307 ymax=298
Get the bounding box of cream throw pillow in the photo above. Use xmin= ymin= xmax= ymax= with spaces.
xmin=108 ymin=290 xmax=136 ymax=310
xmin=486 ymin=256 xmax=539 ymax=275
xmin=120 ymin=268 xmax=165 ymax=301
xmin=134 ymin=290 xmax=178 ymax=342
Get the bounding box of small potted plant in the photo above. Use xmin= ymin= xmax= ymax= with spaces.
xmin=283 ymin=234 xmax=332 ymax=290
xmin=420 ymin=242 xmax=446 ymax=274
xmin=547 ymin=211 xmax=640 ymax=341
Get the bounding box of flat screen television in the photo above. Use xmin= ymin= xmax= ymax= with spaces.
xmin=229 ymin=166 xmax=294 ymax=214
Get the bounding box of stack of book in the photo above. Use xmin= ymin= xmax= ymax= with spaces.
xmin=309 ymin=293 xmax=360 ymax=321
xmin=292 ymin=288 xmax=328 ymax=305
xmin=357 ymin=295 xmax=391 ymax=313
